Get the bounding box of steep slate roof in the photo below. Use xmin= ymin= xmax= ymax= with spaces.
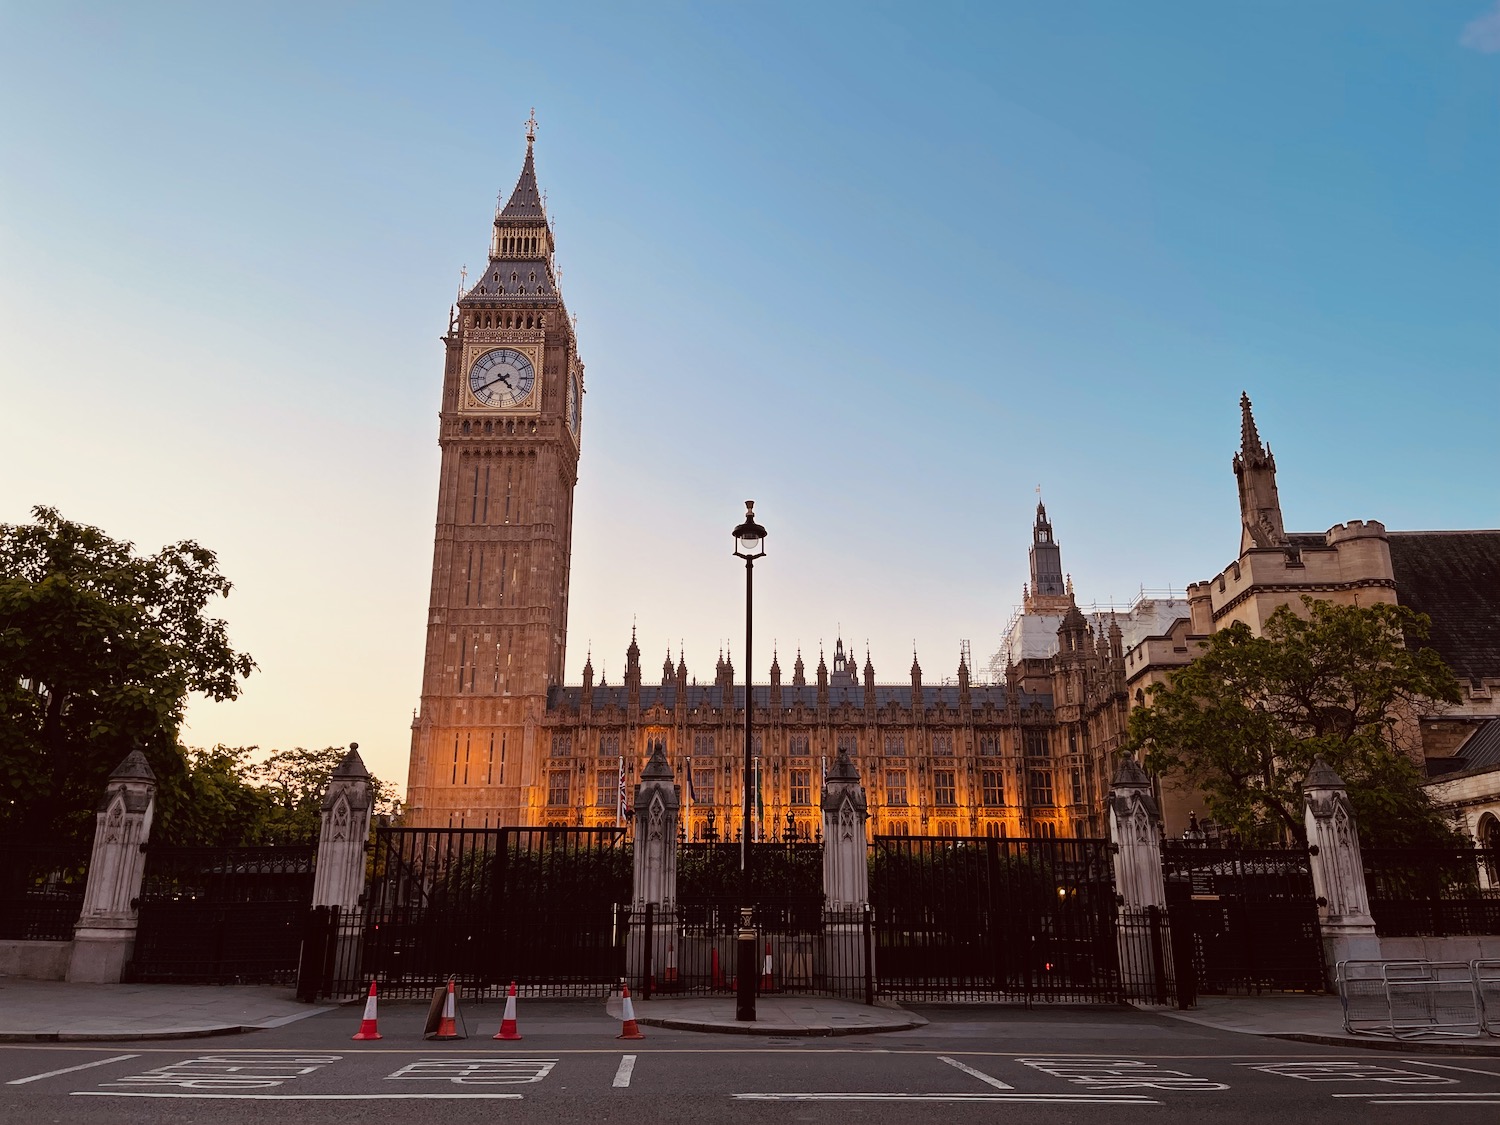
xmin=1387 ymin=531 xmax=1500 ymax=682
xmin=499 ymin=142 xmax=546 ymax=220
xmin=1456 ymin=719 xmax=1500 ymax=770
xmin=546 ymin=682 xmax=1051 ymax=714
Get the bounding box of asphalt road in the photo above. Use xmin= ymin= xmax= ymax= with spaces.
xmin=3 ymin=1002 xmax=1498 ymax=1124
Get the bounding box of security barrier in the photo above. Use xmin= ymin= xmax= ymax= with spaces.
xmin=1338 ymin=960 xmax=1487 ymax=1039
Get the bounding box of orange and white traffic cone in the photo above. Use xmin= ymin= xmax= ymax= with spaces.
xmin=664 ymin=944 xmax=678 ymax=986
xmin=617 ymin=983 xmax=645 ymax=1040
xmin=493 ymin=980 xmax=522 ymax=1040
xmin=710 ymin=947 xmax=724 ymax=990
xmin=760 ymin=940 xmax=774 ymax=992
xmin=427 ymin=978 xmax=464 ymax=1040
xmin=351 ymin=979 xmax=382 ymax=1040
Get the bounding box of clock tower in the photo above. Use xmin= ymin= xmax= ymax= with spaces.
xmin=404 ymin=116 xmax=585 ymax=828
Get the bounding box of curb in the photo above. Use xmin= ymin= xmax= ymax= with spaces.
xmin=634 ymin=1015 xmax=927 ymax=1037
xmin=1265 ymin=1031 xmax=1500 ymax=1056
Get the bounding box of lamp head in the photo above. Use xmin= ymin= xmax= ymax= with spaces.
xmin=732 ymin=500 xmax=767 ymax=561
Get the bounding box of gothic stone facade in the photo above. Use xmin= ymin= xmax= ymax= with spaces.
xmin=404 ymin=134 xmax=1132 ymax=836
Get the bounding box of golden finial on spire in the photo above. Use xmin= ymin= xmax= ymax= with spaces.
xmin=525 ymin=107 xmax=538 ymax=144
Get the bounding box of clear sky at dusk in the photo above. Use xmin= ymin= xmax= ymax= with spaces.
xmin=2 ymin=3 xmax=1497 ymax=792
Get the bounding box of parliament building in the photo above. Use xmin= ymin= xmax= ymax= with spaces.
xmin=403 ymin=129 xmax=1500 ymax=842
xmin=402 ymin=128 xmax=1134 ymax=838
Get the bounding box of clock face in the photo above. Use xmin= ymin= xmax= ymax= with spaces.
xmin=567 ymin=373 xmax=580 ymax=434
xmin=468 ymin=348 xmax=536 ymax=408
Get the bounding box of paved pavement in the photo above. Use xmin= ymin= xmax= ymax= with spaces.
xmin=3 ymin=976 xmax=1499 ymax=1052
xmin=0 ymin=979 xmax=333 ymax=1041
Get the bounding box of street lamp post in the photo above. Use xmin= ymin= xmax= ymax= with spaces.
xmin=732 ymin=499 xmax=767 ymax=1022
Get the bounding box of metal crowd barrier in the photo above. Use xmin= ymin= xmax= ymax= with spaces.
xmin=1337 ymin=960 xmax=1487 ymax=1039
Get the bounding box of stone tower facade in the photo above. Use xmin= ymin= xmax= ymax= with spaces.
xmin=404 ymin=119 xmax=585 ymax=828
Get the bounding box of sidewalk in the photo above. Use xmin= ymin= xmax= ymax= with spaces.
xmin=631 ymin=995 xmax=926 ymax=1036
xmin=1147 ymin=993 xmax=1500 ymax=1055
xmin=0 ymin=979 xmax=333 ymax=1042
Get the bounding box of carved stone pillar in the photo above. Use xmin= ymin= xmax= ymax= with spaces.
xmin=818 ymin=749 xmax=870 ymax=987
xmin=311 ymin=745 xmax=375 ymax=910
xmin=632 ymin=743 xmax=680 ymax=909
xmin=821 ymin=749 xmax=869 ymax=909
xmin=1302 ymin=757 xmax=1380 ymax=975
xmin=68 ymin=751 xmax=156 ymax=983
xmin=1108 ymin=757 xmax=1171 ymax=1001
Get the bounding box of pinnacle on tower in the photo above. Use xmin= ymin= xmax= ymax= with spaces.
xmin=500 ymin=111 xmax=546 ymax=221
xmin=1239 ymin=391 xmax=1266 ymax=460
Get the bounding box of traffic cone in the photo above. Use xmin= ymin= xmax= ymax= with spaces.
xmin=351 ymin=980 xmax=382 ymax=1040
xmin=493 ymin=980 xmax=522 ymax=1040
xmin=664 ymin=944 xmax=678 ymax=986
xmin=711 ymin=947 xmax=724 ymax=990
xmin=760 ymin=940 xmax=774 ymax=992
xmin=616 ymin=983 xmax=645 ymax=1040
xmin=426 ymin=978 xmax=465 ymax=1040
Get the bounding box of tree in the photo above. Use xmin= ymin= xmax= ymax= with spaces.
xmin=154 ymin=745 xmax=401 ymax=847
xmin=1126 ymin=597 xmax=1462 ymax=847
xmin=0 ymin=507 xmax=255 ymax=844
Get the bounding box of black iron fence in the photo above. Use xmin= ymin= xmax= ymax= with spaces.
xmin=871 ymin=835 xmax=1123 ymax=1002
xmin=0 ymin=836 xmax=89 ymax=942
xmin=1161 ymin=842 xmax=1325 ymax=994
xmin=1364 ymin=848 xmax=1500 ymax=937
xmin=677 ymin=841 xmax=823 ymax=903
xmin=306 ymin=825 xmax=631 ymax=999
xmin=128 ymin=844 xmax=316 ymax=983
xmin=622 ymin=900 xmax=871 ymax=1003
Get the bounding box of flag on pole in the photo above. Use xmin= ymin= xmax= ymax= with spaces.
xmin=686 ymin=756 xmax=698 ymax=803
xmin=617 ymin=755 xmax=628 ymax=825
xmin=754 ymin=755 xmax=764 ymax=841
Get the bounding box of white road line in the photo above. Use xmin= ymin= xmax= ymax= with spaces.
xmin=938 ymin=1056 xmax=1013 ymax=1090
xmin=72 ymin=1092 xmax=524 ymax=1100
xmin=1366 ymin=1099 xmax=1500 ymax=1106
xmin=613 ymin=1054 xmax=636 ymax=1088
xmin=1401 ymin=1060 xmax=1500 ymax=1079
xmin=7 ymin=1055 xmax=139 ymax=1085
xmin=734 ymin=1093 xmax=1158 ymax=1104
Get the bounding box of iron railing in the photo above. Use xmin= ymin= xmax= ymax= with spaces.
xmin=309 ymin=825 xmax=631 ymax=999
xmin=1161 ymin=841 xmax=1325 ymax=994
xmin=871 ymin=835 xmax=1122 ymax=1002
xmin=677 ymin=841 xmax=823 ymax=903
xmin=0 ymin=837 xmax=89 ymax=942
xmin=1364 ymin=848 xmax=1500 ymax=937
xmin=623 ymin=901 xmax=872 ymax=1003
xmin=128 ymin=844 xmax=316 ymax=983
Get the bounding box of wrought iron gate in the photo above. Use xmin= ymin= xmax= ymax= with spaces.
xmin=308 ymin=826 xmax=630 ymax=998
xmin=128 ymin=844 xmax=315 ymax=983
xmin=1161 ymin=841 xmax=1325 ymax=994
xmin=871 ymin=835 xmax=1122 ymax=1002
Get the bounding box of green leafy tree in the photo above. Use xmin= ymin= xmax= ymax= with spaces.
xmin=250 ymin=746 xmax=402 ymax=844
xmin=0 ymin=507 xmax=255 ymax=845
xmin=1126 ymin=597 xmax=1462 ymax=847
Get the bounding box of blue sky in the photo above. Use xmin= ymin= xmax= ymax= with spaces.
xmin=2 ymin=2 xmax=1496 ymax=790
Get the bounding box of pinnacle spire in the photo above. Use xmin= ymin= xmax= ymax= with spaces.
xmin=499 ymin=114 xmax=546 ymax=221
xmin=1240 ymin=391 xmax=1266 ymax=460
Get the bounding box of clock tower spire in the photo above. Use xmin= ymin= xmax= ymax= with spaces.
xmin=405 ymin=117 xmax=586 ymax=828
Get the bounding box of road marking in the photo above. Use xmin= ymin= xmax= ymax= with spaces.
xmin=387 ymin=1059 xmax=554 ymax=1085
xmin=8 ymin=1055 xmax=139 ymax=1085
xmin=1332 ymin=1093 xmax=1500 ymax=1106
xmin=734 ymin=1093 xmax=1159 ymax=1104
xmin=613 ymin=1054 xmax=636 ymax=1088
xmin=73 ymin=1092 xmax=524 ymax=1100
xmin=1019 ymin=1058 xmax=1227 ymax=1092
xmin=1242 ymin=1061 xmax=1452 ymax=1084
xmin=99 ymin=1053 xmax=339 ymax=1091
xmin=1402 ymin=1060 xmax=1500 ymax=1079
xmin=938 ymin=1056 xmax=1013 ymax=1090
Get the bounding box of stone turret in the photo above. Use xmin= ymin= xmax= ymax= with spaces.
xmin=1234 ymin=392 xmax=1287 ymax=551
